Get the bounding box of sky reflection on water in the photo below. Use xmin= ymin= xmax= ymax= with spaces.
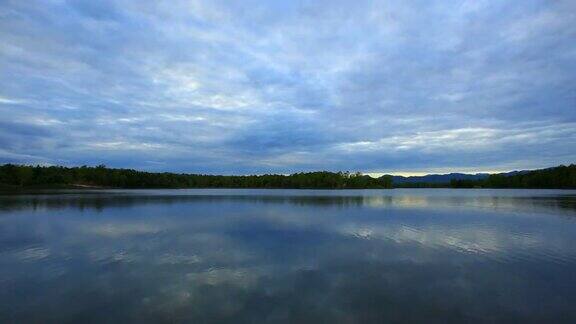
xmin=1 ymin=189 xmax=576 ymax=323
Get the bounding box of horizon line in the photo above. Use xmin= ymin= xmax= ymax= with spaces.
xmin=1 ymin=162 xmax=568 ymax=178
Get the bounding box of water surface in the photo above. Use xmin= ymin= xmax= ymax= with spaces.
xmin=1 ymin=189 xmax=576 ymax=323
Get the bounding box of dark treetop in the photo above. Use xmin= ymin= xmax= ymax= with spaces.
xmin=448 ymin=164 xmax=576 ymax=189
xmin=0 ymin=164 xmax=392 ymax=190
xmin=1 ymin=163 xmax=575 ymax=190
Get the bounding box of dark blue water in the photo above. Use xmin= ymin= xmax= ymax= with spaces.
xmin=1 ymin=189 xmax=576 ymax=323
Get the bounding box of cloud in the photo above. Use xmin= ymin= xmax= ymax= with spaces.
xmin=0 ymin=0 xmax=575 ymax=173
xmin=0 ymin=96 xmax=27 ymax=104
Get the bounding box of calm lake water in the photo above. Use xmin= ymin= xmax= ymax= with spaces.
xmin=1 ymin=189 xmax=576 ymax=323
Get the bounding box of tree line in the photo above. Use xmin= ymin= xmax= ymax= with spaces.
xmin=0 ymin=164 xmax=393 ymax=189
xmin=1 ymin=163 xmax=573 ymax=190
xmin=449 ymin=164 xmax=576 ymax=189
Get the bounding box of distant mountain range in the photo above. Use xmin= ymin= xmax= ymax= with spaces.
xmin=390 ymin=171 xmax=526 ymax=184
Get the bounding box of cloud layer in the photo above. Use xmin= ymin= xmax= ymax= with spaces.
xmin=1 ymin=0 xmax=575 ymax=174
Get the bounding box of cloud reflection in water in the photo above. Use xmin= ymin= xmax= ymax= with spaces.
xmin=1 ymin=189 xmax=576 ymax=323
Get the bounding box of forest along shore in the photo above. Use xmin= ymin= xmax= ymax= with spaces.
xmin=0 ymin=164 xmax=574 ymax=190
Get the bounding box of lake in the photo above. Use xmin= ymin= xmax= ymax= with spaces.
xmin=1 ymin=189 xmax=576 ymax=323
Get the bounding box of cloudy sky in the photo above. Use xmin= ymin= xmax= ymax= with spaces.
xmin=1 ymin=0 xmax=575 ymax=175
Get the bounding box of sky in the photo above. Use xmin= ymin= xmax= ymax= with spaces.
xmin=0 ymin=0 xmax=575 ymax=175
